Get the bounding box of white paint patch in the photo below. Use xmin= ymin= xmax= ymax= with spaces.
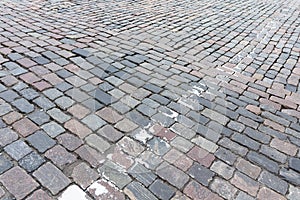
xmin=135 ymin=158 xmax=150 ymax=169
xmin=178 ymin=97 xmax=194 ymax=110
xmin=59 ymin=185 xmax=89 ymax=200
xmin=161 ymin=109 xmax=178 ymax=119
xmin=189 ymin=88 xmax=202 ymax=97
xmin=89 ymin=181 xmax=108 ymax=196
xmin=134 ymin=129 xmax=152 ymax=144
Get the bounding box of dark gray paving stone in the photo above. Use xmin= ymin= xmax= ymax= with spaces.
xmin=147 ymin=137 xmax=170 ymax=156
xmin=82 ymin=98 xmax=104 ymax=112
xmin=128 ymin=163 xmax=157 ymax=187
xmin=258 ymin=171 xmax=288 ymax=195
xmin=0 ymin=90 xmax=19 ymax=102
xmin=0 ymin=128 xmax=18 ymax=147
xmin=20 ymin=88 xmax=39 ymax=100
xmin=0 ymin=119 xmax=6 ymax=128
xmin=149 ymin=179 xmax=176 ymax=200
xmin=41 ymin=121 xmax=65 ymax=138
xmin=152 ymin=113 xmax=175 ymax=127
xmin=156 ymin=162 xmax=189 ymax=189
xmin=92 ymin=89 xmax=117 ymax=106
xmin=244 ymin=127 xmax=271 ymax=144
xmin=247 ymin=151 xmax=279 ymax=173
xmin=126 ymin=110 xmax=151 ymax=127
xmin=289 ymin=157 xmax=300 ymax=173
xmin=82 ymin=114 xmax=106 ymax=131
xmin=4 ymin=140 xmax=32 ymax=161
xmin=18 ymin=152 xmax=45 ymax=172
xmin=33 ymin=56 xmax=50 ymax=65
xmin=98 ymin=160 xmax=132 ymax=189
xmin=33 ymin=162 xmax=71 ymax=195
xmin=56 ymin=69 xmax=73 ymax=78
xmin=215 ymin=147 xmax=237 ymax=165
xmin=232 ymin=133 xmax=260 ymax=150
xmin=98 ymin=82 xmax=114 ymax=92
xmin=42 ymin=51 xmax=60 ymax=60
xmin=97 ymin=125 xmax=123 ymax=142
xmin=188 ymin=162 xmax=215 ymax=186
xmin=280 ymin=168 xmax=300 ymax=185
xmin=27 ymin=131 xmax=56 ymax=153
xmin=143 ymin=83 xmax=162 ymax=93
xmin=55 ymin=82 xmax=73 ymax=92
xmin=12 ymin=98 xmax=34 ymax=113
xmin=33 ymin=96 xmax=55 ymax=110
xmin=124 ymin=181 xmax=158 ymax=200
xmin=28 ymin=111 xmax=50 ymax=126
xmin=72 ymin=48 xmax=91 ymax=58
xmin=0 ymin=155 xmax=13 ymax=174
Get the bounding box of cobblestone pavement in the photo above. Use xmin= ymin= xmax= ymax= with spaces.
xmin=0 ymin=0 xmax=300 ymax=199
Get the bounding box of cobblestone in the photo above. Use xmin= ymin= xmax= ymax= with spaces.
xmin=33 ymin=162 xmax=70 ymax=195
xmin=0 ymin=0 xmax=300 ymax=198
xmin=0 ymin=167 xmax=39 ymax=199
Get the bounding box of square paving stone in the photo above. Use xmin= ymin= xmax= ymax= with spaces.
xmin=188 ymin=162 xmax=215 ymax=186
xmin=28 ymin=111 xmax=50 ymax=125
xmin=72 ymin=48 xmax=91 ymax=57
xmin=0 ymin=90 xmax=19 ymax=102
xmin=124 ymin=181 xmax=158 ymax=200
xmin=0 ymin=167 xmax=39 ymax=199
xmin=0 ymin=155 xmax=13 ymax=174
xmin=27 ymin=131 xmax=56 ymax=153
xmin=82 ymin=98 xmax=104 ymax=112
xmin=96 ymin=107 xmax=124 ymax=124
xmin=4 ymin=140 xmax=32 ymax=161
xmin=82 ymin=114 xmax=106 ymax=131
xmin=67 ymin=104 xmax=90 ymax=119
xmin=19 ymin=88 xmax=39 ymax=100
xmin=55 ymin=96 xmax=75 ymax=110
xmin=45 ymin=145 xmax=77 ymax=168
xmin=93 ymin=89 xmax=117 ymax=105
xmin=18 ymin=152 xmax=45 ymax=172
xmin=47 ymin=108 xmax=71 ymax=123
xmin=98 ymin=160 xmax=132 ymax=189
xmin=97 ymin=125 xmax=124 ymax=142
xmin=12 ymin=118 xmax=39 ymax=137
xmin=33 ymin=162 xmax=71 ymax=195
xmin=26 ymin=189 xmax=53 ymax=200
xmin=64 ymin=119 xmax=92 ymax=139
xmin=147 ymin=137 xmax=171 ymax=156
xmin=128 ymin=163 xmax=157 ymax=187
xmin=71 ymin=162 xmax=99 ymax=189
xmin=43 ymin=88 xmax=63 ymax=100
xmin=12 ymin=98 xmax=34 ymax=113
xmin=57 ymin=133 xmax=83 ymax=151
xmin=0 ymin=103 xmax=12 ymax=116
xmin=156 ymin=162 xmax=189 ymax=189
xmin=0 ymin=128 xmax=18 ymax=147
xmin=41 ymin=121 xmax=65 ymax=138
xmin=149 ymin=179 xmax=176 ymax=200
xmin=85 ymin=134 xmax=110 ymax=153
xmin=115 ymin=118 xmax=138 ymax=132
xmin=75 ymin=145 xmax=105 ymax=168
xmin=33 ymin=96 xmax=55 ymax=110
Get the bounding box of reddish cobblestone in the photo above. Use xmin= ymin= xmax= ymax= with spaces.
xmin=12 ymin=118 xmax=39 ymax=137
xmin=187 ymin=146 xmax=215 ymax=167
